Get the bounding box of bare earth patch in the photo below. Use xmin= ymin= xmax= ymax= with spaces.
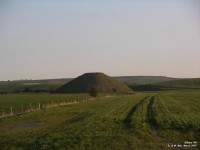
xmin=11 ymin=121 xmax=44 ymax=129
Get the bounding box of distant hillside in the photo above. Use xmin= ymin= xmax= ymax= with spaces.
xmin=55 ymin=73 xmax=133 ymax=93
xmin=0 ymin=76 xmax=183 ymax=93
xmin=0 ymin=78 xmax=72 ymax=85
xmin=129 ymin=78 xmax=200 ymax=91
xmin=114 ymin=76 xmax=179 ymax=85
xmin=155 ymin=78 xmax=200 ymax=88
xmin=0 ymin=79 xmax=72 ymax=93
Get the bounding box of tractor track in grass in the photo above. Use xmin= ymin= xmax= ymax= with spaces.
xmin=147 ymin=96 xmax=159 ymax=136
xmin=123 ymin=96 xmax=148 ymax=133
xmin=147 ymin=96 xmax=172 ymax=147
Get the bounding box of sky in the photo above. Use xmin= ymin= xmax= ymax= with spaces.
xmin=0 ymin=0 xmax=200 ymax=80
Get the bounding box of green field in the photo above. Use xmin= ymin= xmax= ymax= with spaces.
xmin=0 ymin=94 xmax=90 ymax=116
xmin=0 ymin=90 xmax=199 ymax=149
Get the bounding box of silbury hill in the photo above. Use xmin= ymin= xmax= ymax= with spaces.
xmin=54 ymin=72 xmax=133 ymax=93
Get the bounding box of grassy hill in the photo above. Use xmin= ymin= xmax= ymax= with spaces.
xmin=155 ymin=78 xmax=200 ymax=88
xmin=129 ymin=78 xmax=200 ymax=91
xmin=55 ymin=73 xmax=133 ymax=93
xmin=0 ymin=79 xmax=72 ymax=93
xmin=114 ymin=76 xmax=178 ymax=85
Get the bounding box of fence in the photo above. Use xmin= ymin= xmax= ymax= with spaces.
xmin=0 ymin=94 xmax=112 ymax=119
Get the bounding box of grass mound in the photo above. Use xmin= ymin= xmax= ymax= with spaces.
xmin=54 ymin=72 xmax=133 ymax=93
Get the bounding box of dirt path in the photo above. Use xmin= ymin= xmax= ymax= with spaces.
xmin=11 ymin=121 xmax=44 ymax=130
xmin=123 ymin=96 xmax=148 ymax=132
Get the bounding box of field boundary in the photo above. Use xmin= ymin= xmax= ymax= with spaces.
xmin=0 ymin=95 xmax=112 ymax=119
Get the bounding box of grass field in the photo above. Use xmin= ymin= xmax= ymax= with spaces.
xmin=0 ymin=93 xmax=97 ymax=117
xmin=0 ymin=90 xmax=199 ymax=149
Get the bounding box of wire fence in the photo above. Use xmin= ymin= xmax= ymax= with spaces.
xmin=0 ymin=94 xmax=112 ymax=119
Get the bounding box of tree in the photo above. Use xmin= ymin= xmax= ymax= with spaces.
xmin=89 ymin=86 xmax=98 ymax=97
xmin=112 ymin=88 xmax=117 ymax=93
xmin=23 ymin=88 xmax=32 ymax=93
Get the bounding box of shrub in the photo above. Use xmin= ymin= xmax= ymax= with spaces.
xmin=89 ymin=86 xmax=98 ymax=97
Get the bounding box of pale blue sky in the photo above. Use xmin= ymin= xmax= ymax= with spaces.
xmin=0 ymin=0 xmax=200 ymax=80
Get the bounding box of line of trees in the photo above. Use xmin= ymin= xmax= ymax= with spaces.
xmin=0 ymin=88 xmax=54 ymax=94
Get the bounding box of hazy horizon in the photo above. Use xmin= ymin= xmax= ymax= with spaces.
xmin=1 ymin=0 xmax=200 ymax=81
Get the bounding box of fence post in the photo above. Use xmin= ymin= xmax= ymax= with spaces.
xmin=21 ymin=104 xmax=23 ymax=113
xmin=2 ymin=111 xmax=5 ymax=118
xmin=30 ymin=103 xmax=32 ymax=111
xmin=10 ymin=106 xmax=13 ymax=115
xmin=38 ymin=103 xmax=40 ymax=110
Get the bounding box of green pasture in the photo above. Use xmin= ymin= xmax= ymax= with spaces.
xmin=0 ymin=94 xmax=89 ymax=115
xmin=0 ymin=90 xmax=199 ymax=149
